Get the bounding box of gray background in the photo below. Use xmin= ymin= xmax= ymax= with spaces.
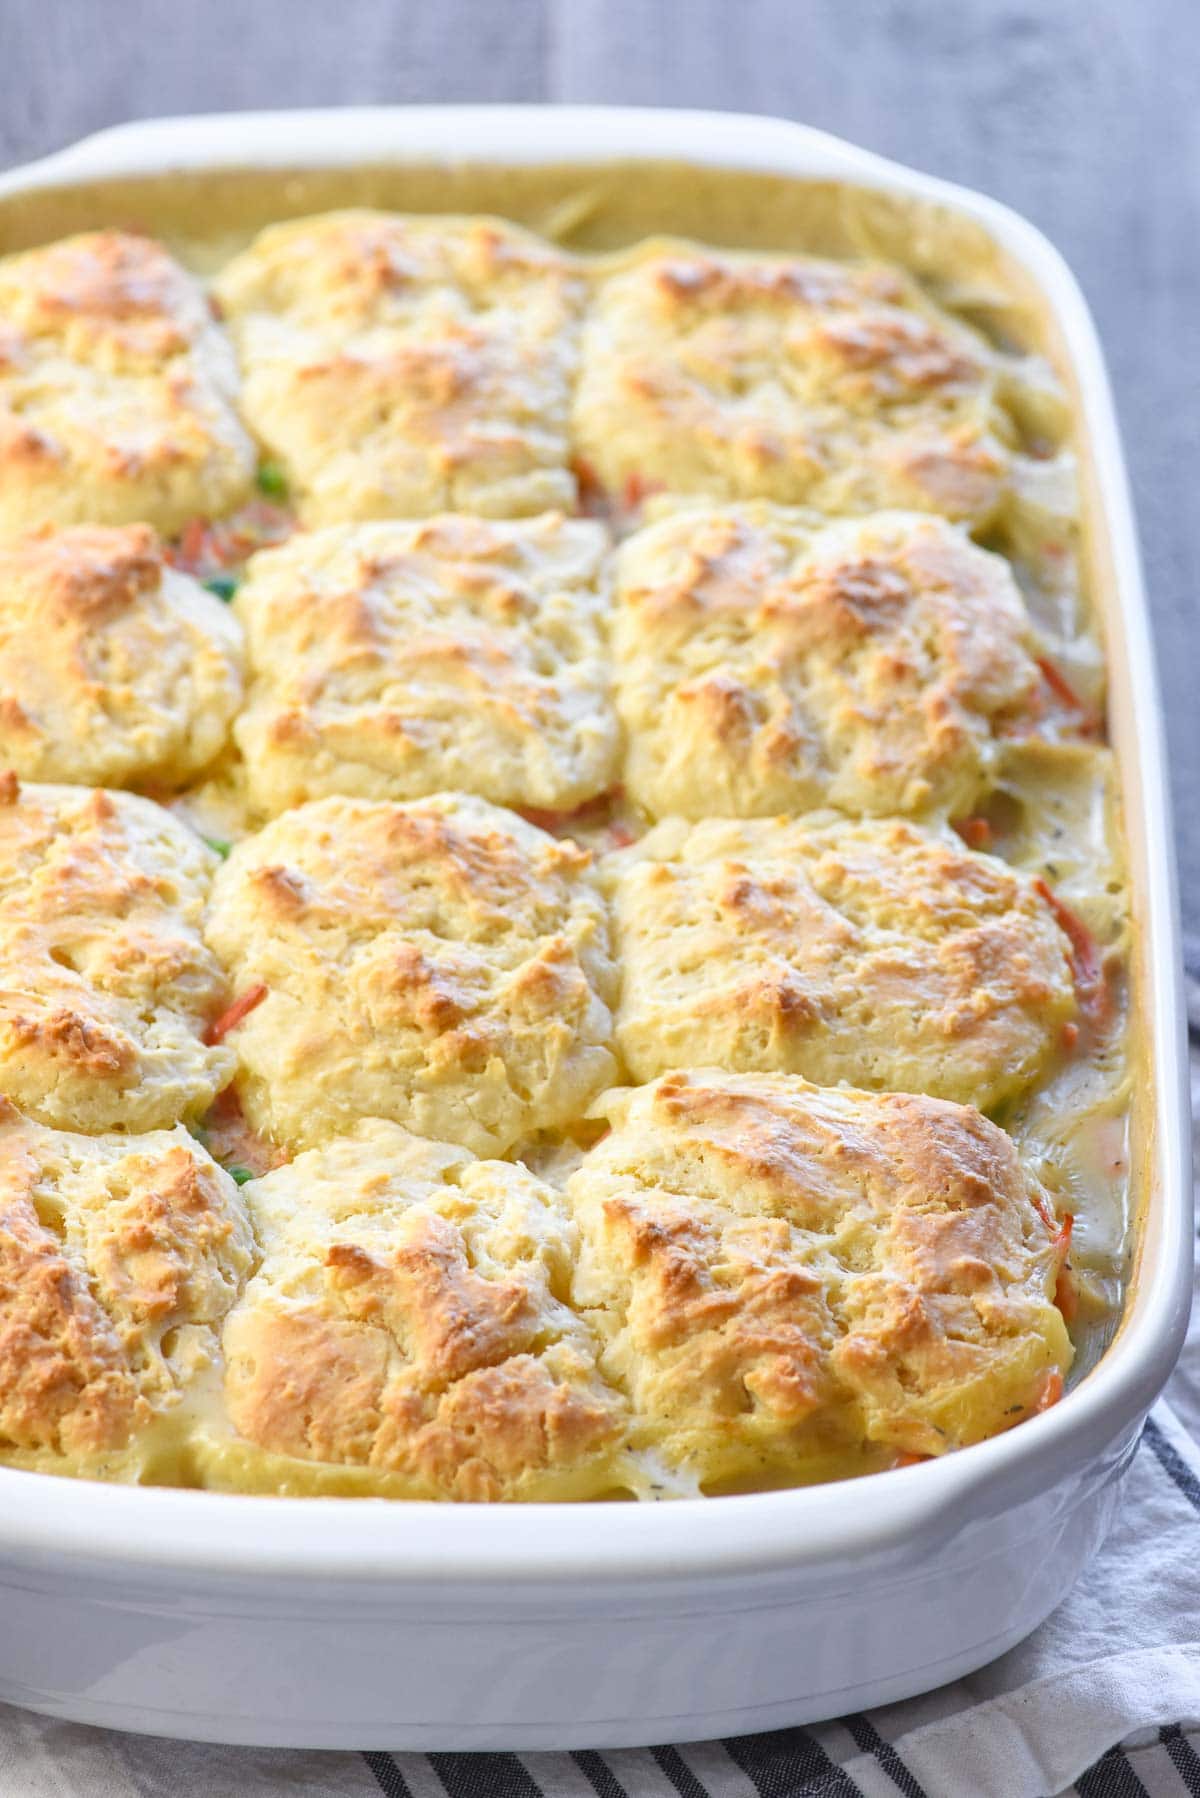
xmin=2 ymin=0 xmax=1197 ymax=931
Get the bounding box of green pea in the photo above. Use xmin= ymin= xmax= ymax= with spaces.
xmin=256 ymin=461 xmax=288 ymax=500
xmin=203 ymin=574 xmax=238 ymax=602
xmin=203 ymin=835 xmax=232 ymax=860
xmin=226 ymin=1166 xmax=255 ymax=1186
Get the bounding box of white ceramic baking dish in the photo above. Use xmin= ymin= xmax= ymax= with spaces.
xmin=0 ymin=105 xmax=1188 ymax=1752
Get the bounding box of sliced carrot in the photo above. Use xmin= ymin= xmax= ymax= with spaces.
xmin=621 ymin=471 xmax=664 ymax=513
xmin=1030 ymin=1190 xmax=1055 ymax=1234
xmin=1036 ymin=1369 xmax=1065 ymax=1413
xmin=570 ymin=456 xmax=608 ymax=518
xmin=176 ymin=518 xmax=209 ymax=567
xmin=518 ymin=788 xmax=627 ymax=838
xmin=1033 ymin=878 xmax=1111 ymax=1031
xmin=569 ymin=461 xmax=664 ymax=521
xmin=892 ymin=1450 xmax=931 ymax=1469
xmin=955 ymin=815 xmax=993 ymax=851
xmin=1055 ymin=1268 xmax=1079 ymax=1324
xmin=1035 ymin=656 xmax=1103 ymax=737
xmin=1061 ymin=1020 xmax=1081 ymax=1051
xmin=204 ymin=982 xmax=268 ymax=1046
xmin=167 ymin=503 xmax=295 ymax=578
xmin=1035 ymin=655 xmax=1084 ymax=711
xmin=518 ymin=806 xmax=574 ymax=833
xmin=1051 ymin=1212 xmax=1077 ymax=1323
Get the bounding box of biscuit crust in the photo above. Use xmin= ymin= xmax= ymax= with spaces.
xmin=214 ymin=211 xmax=584 ymax=524
xmin=0 ymin=1098 xmax=253 ymax=1473
xmin=0 ymin=231 xmax=255 ymax=536
xmin=0 ymin=525 xmax=243 ymax=790
xmin=0 ymin=209 xmax=1109 ymax=1504
xmin=613 ymin=505 xmax=1040 ymax=820
xmin=203 ymin=794 xmax=618 ymax=1155
xmin=207 ymin=1120 xmax=629 ymax=1500
xmin=0 ymin=780 xmax=234 ymax=1132
xmin=603 ymin=813 xmax=1078 ymax=1108
xmin=573 ymin=240 xmax=1014 ymax=522
xmin=569 ymin=1071 xmax=1072 ymax=1487
xmin=232 ymin=513 xmax=616 ymax=816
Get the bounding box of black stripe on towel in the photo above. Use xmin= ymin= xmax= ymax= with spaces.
xmin=652 ymin=1745 xmax=711 ymax=1798
xmin=363 ymin=1753 xmax=415 ymax=1798
xmin=1144 ymin=1416 xmax=1200 ymax=1515
xmin=842 ymin=1715 xmax=926 ymax=1798
xmin=723 ymin=1726 xmax=863 ymax=1797
xmin=1161 ymin=1724 xmax=1200 ymax=1796
xmin=1075 ymin=1744 xmax=1150 ymax=1797
xmin=571 ymin=1749 xmax=629 ymax=1798
xmin=429 ymin=1753 xmax=544 ymax=1798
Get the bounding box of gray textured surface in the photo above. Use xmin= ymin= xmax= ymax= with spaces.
xmin=1 ymin=0 xmax=1197 ymax=928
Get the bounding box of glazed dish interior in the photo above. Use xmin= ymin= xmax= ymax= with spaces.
xmin=0 ymin=161 xmax=1134 ymax=1502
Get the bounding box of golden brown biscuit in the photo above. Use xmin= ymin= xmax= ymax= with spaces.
xmin=573 ymin=239 xmax=1015 ymax=522
xmin=0 ymin=231 xmax=255 ymax=535
xmin=603 ymin=813 xmax=1078 ymax=1109
xmin=569 ymin=1071 xmax=1073 ymax=1488
xmin=199 ymin=1119 xmax=631 ymax=1500
xmin=214 ymin=211 xmax=584 ymax=524
xmin=232 ymin=513 xmax=616 ymax=817
xmin=613 ymin=504 xmax=1040 ymax=820
xmin=203 ymin=793 xmax=618 ymax=1155
xmin=0 ymin=525 xmax=243 ymax=790
xmin=0 ymin=779 xmax=234 ymax=1132
xmin=0 ymin=1098 xmax=254 ymax=1478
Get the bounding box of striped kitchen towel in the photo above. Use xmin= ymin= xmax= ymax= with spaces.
xmin=1 ymin=1054 xmax=1198 ymax=1798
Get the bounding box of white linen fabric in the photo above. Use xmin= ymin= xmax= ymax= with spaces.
xmin=0 ymin=1051 xmax=1197 ymax=1798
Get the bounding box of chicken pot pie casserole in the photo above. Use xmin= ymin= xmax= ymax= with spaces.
xmin=0 ymin=202 xmax=1129 ymax=1503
